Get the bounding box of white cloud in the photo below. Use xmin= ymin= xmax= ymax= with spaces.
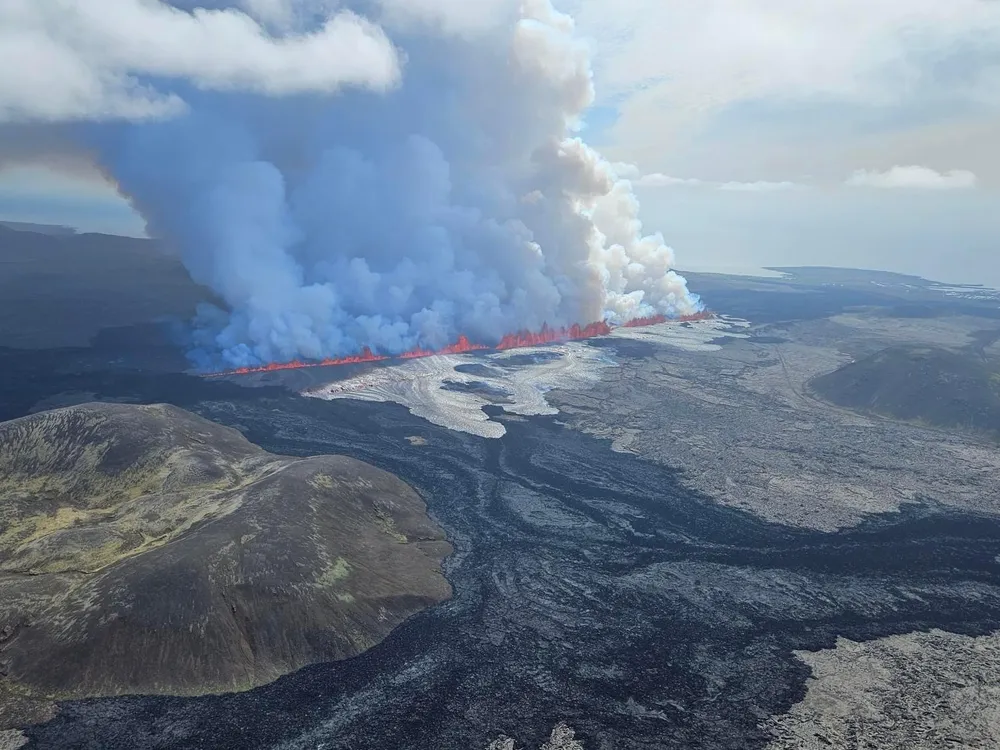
xmin=846 ymin=165 xmax=978 ymax=190
xmin=609 ymin=162 xmax=641 ymax=180
xmin=580 ymin=0 xmax=1000 ymax=108
xmin=377 ymin=0 xmax=517 ymax=35
xmin=635 ymin=173 xmax=705 ymax=188
xmin=0 ymin=0 xmax=400 ymax=123
xmin=613 ymin=164 xmax=804 ymax=191
xmin=238 ymin=0 xmax=296 ymax=28
xmin=718 ymin=180 xmax=803 ymax=192
xmin=572 ymin=0 xmax=1000 ymax=170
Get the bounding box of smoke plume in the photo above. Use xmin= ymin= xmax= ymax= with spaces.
xmin=5 ymin=0 xmax=702 ymax=368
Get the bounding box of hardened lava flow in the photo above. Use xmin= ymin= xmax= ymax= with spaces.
xmin=202 ymin=313 xmax=714 ymax=377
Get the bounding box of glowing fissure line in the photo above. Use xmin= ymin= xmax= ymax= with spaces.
xmin=202 ymin=312 xmax=713 ymax=377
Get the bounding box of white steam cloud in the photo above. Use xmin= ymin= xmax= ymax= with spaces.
xmin=1 ymin=0 xmax=702 ymax=368
xmin=0 ymin=0 xmax=399 ymax=122
xmin=846 ymin=166 xmax=978 ymax=190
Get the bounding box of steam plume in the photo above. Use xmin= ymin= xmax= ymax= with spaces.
xmin=14 ymin=0 xmax=702 ymax=368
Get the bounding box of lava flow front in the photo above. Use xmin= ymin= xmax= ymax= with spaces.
xmin=204 ymin=312 xmax=713 ymax=377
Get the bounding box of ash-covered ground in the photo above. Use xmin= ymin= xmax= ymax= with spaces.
xmin=2 ymin=266 xmax=1000 ymax=749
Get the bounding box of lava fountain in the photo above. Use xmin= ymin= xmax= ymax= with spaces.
xmin=202 ymin=312 xmax=714 ymax=377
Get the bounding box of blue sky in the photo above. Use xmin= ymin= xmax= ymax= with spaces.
xmin=1 ymin=0 xmax=997 ymax=286
xmin=0 ymin=166 xmax=145 ymax=236
xmin=564 ymin=0 xmax=999 ymax=285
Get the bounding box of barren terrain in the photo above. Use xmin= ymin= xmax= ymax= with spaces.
xmin=553 ymin=313 xmax=1000 ymax=531
xmin=0 ymin=403 xmax=451 ymax=730
xmin=766 ymin=629 xmax=1000 ymax=749
xmin=1 ymin=261 xmax=999 ymax=749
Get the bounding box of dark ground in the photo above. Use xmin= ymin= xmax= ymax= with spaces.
xmin=812 ymin=345 xmax=1000 ymax=438
xmin=2 ymin=245 xmax=1000 ymax=749
xmin=2 ymin=331 xmax=1000 ymax=750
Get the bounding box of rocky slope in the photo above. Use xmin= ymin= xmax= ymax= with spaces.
xmin=0 ymin=403 xmax=451 ymax=729
xmin=810 ymin=345 xmax=1000 ymax=439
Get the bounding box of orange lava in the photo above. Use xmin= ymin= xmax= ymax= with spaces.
xmin=398 ymin=334 xmax=489 ymax=359
xmin=495 ymin=321 xmax=612 ymax=350
xmin=623 ymin=310 xmax=713 ymax=328
xmin=204 ymin=311 xmax=713 ymax=377
xmin=622 ymin=314 xmax=668 ymax=328
xmin=208 ymin=346 xmax=388 ymax=377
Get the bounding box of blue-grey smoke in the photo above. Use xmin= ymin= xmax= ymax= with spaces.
xmin=81 ymin=1 xmax=702 ymax=369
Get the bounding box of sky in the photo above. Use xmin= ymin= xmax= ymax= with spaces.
xmin=0 ymin=0 xmax=996 ymax=287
